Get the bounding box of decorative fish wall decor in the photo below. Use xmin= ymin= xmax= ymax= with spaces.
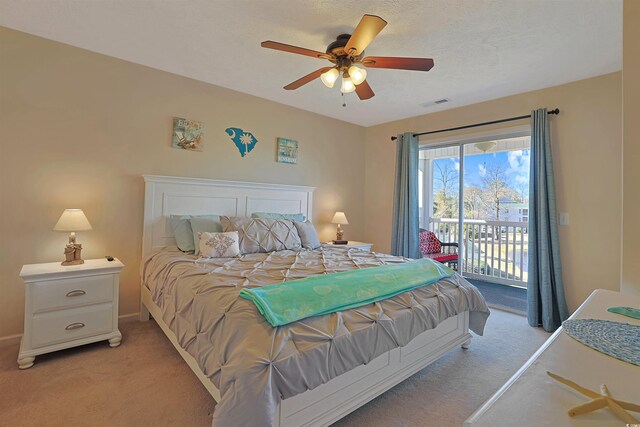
xmin=225 ymin=127 xmax=258 ymax=157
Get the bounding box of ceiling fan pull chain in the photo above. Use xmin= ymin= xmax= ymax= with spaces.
xmin=342 ymin=92 xmax=347 ymax=108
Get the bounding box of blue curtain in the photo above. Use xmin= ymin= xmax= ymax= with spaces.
xmin=391 ymin=132 xmax=420 ymax=259
xmin=528 ymin=109 xmax=569 ymax=332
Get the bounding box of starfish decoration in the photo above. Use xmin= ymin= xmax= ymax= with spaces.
xmin=547 ymin=371 xmax=640 ymax=423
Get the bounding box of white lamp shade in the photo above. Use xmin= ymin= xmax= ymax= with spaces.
xmin=320 ymin=68 xmax=339 ymax=88
xmin=340 ymin=76 xmax=356 ymax=93
xmin=348 ymin=65 xmax=367 ymax=85
xmin=331 ymin=211 xmax=349 ymax=225
xmin=53 ymin=209 xmax=93 ymax=232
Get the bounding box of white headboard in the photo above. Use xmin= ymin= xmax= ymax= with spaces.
xmin=142 ymin=175 xmax=315 ymax=258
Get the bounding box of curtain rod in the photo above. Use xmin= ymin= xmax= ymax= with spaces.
xmin=390 ymin=108 xmax=560 ymax=141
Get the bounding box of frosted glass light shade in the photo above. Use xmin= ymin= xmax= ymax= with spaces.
xmin=54 ymin=209 xmax=93 ymax=232
xmin=331 ymin=211 xmax=349 ymax=225
xmin=474 ymin=141 xmax=497 ymax=153
xmin=348 ymin=66 xmax=367 ymax=85
xmin=340 ymin=76 xmax=356 ymax=93
xmin=320 ymin=68 xmax=339 ymax=88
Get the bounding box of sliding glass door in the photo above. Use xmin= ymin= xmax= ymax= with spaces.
xmin=420 ymin=134 xmax=531 ymax=289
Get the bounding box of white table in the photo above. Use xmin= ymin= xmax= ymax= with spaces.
xmin=18 ymin=258 xmax=124 ymax=369
xmin=465 ymin=289 xmax=640 ymax=426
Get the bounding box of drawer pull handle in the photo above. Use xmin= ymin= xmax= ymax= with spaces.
xmin=65 ymin=322 xmax=85 ymax=331
xmin=66 ymin=290 xmax=86 ymax=297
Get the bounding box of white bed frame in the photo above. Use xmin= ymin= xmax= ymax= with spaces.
xmin=140 ymin=175 xmax=472 ymax=426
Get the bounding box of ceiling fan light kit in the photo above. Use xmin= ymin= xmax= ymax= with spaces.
xmin=320 ymin=68 xmax=339 ymax=88
xmin=261 ymin=14 xmax=434 ymax=101
xmin=341 ymin=73 xmax=356 ymax=94
xmin=347 ymin=65 xmax=367 ymax=85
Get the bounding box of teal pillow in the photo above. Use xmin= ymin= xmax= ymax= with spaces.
xmin=191 ymin=215 xmax=223 ymax=255
xmin=169 ymin=215 xmax=196 ymax=252
xmin=169 ymin=215 xmax=219 ymax=253
xmin=251 ymin=212 xmax=305 ymax=222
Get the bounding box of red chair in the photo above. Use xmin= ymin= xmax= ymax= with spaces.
xmin=419 ymin=228 xmax=459 ymax=268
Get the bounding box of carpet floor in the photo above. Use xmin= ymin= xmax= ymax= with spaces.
xmin=0 ymin=309 xmax=549 ymax=427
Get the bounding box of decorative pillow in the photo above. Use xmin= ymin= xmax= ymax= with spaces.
xmin=198 ymin=231 xmax=240 ymax=258
xmin=419 ymin=230 xmax=442 ymax=255
xmin=169 ymin=214 xmax=219 ymax=253
xmin=221 ymin=217 xmax=302 ymax=254
xmin=251 ymin=212 xmax=306 ymax=222
xmin=190 ymin=216 xmax=223 ymax=255
xmin=294 ymin=220 xmax=321 ymax=249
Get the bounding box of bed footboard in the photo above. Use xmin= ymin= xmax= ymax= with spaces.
xmin=141 ymin=283 xmax=470 ymax=427
xmin=275 ymin=311 xmax=470 ymax=427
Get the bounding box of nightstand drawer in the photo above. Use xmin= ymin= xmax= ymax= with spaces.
xmin=31 ymin=275 xmax=114 ymax=313
xmin=31 ymin=303 xmax=114 ymax=349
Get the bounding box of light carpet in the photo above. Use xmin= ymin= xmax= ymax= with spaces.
xmin=0 ymin=309 xmax=549 ymax=427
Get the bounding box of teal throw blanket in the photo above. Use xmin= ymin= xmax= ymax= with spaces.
xmin=240 ymin=258 xmax=455 ymax=327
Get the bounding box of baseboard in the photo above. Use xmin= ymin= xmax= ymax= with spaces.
xmin=118 ymin=312 xmax=140 ymax=323
xmin=0 ymin=334 xmax=22 ymax=348
xmin=0 ymin=312 xmax=141 ymax=347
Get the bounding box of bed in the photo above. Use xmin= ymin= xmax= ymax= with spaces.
xmin=139 ymin=175 xmax=490 ymax=427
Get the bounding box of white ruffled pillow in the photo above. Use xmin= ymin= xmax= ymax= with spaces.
xmin=198 ymin=231 xmax=240 ymax=258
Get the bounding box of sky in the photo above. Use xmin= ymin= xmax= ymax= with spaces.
xmin=433 ymin=149 xmax=530 ymax=194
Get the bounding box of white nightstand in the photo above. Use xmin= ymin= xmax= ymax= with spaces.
xmin=325 ymin=241 xmax=373 ymax=252
xmin=17 ymin=258 xmax=124 ymax=369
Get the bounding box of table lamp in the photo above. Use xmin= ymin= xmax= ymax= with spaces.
xmin=53 ymin=209 xmax=92 ymax=265
xmin=331 ymin=211 xmax=349 ymax=244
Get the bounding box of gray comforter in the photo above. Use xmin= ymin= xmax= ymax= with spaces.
xmin=141 ymin=245 xmax=490 ymax=426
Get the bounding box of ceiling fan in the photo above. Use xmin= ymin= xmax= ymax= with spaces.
xmin=261 ymin=14 xmax=434 ymax=101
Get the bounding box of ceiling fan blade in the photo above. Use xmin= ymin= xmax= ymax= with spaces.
xmin=261 ymin=41 xmax=333 ymax=60
xmin=355 ymin=80 xmax=375 ymax=100
xmin=284 ymin=67 xmax=333 ymax=90
xmin=344 ymin=15 xmax=387 ymax=56
xmin=361 ymin=56 xmax=434 ymax=71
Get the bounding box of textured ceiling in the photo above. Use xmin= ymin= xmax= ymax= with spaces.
xmin=0 ymin=0 xmax=622 ymax=127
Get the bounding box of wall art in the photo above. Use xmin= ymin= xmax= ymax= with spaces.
xmin=276 ymin=137 xmax=298 ymax=164
xmin=172 ymin=117 xmax=204 ymax=151
xmin=225 ymin=127 xmax=258 ymax=157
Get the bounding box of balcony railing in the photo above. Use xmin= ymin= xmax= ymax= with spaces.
xmin=430 ymin=217 xmax=528 ymax=287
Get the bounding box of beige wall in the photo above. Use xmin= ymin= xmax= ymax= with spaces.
xmin=0 ymin=28 xmax=366 ymax=338
xmin=364 ymin=73 xmax=623 ymax=311
xmin=0 ymin=25 xmax=629 ymax=339
xmin=622 ymin=0 xmax=640 ymax=296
